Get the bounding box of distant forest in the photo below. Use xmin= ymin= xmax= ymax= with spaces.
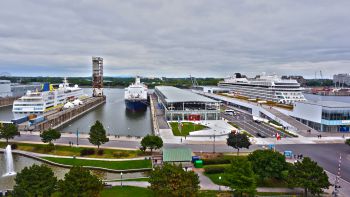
xmin=0 ymin=76 xmax=338 ymax=88
xmin=0 ymin=76 xmax=221 ymax=88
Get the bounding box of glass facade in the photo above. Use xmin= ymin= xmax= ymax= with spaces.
xmin=321 ymin=109 xmax=350 ymax=120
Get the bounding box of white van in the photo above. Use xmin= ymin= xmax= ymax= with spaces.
xmin=224 ymin=109 xmax=236 ymax=116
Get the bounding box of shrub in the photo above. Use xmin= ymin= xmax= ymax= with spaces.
xmin=80 ymin=148 xmax=95 ymax=156
xmin=11 ymin=143 xmax=18 ymax=150
xmin=44 ymin=143 xmax=55 ymax=152
xmin=204 ymin=165 xmax=229 ymax=174
xmin=202 ymin=156 xmax=245 ymax=165
xmin=97 ymin=149 xmax=104 ymax=155
xmin=112 ymin=151 xmax=130 ymax=158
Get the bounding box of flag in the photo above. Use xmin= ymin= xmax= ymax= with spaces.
xmin=276 ymin=132 xmax=281 ymax=140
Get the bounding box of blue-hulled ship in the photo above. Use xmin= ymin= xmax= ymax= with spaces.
xmin=124 ymin=77 xmax=148 ymax=111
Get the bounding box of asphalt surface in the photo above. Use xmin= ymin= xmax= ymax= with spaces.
xmin=276 ymin=144 xmax=350 ymax=182
xmin=222 ymin=112 xmax=292 ymax=138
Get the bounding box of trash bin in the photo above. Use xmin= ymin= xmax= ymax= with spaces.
xmin=194 ymin=160 xmax=203 ymax=168
xmin=192 ymin=156 xmax=200 ymax=163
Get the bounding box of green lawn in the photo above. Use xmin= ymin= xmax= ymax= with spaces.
xmin=101 ymin=186 xmax=231 ymax=197
xmin=205 ymin=173 xmax=227 ymax=186
xmin=169 ymin=122 xmax=208 ymax=136
xmin=42 ymin=157 xmax=152 ymax=170
xmin=101 ymin=186 xmax=155 ymax=197
xmin=0 ymin=142 xmax=148 ymax=159
xmin=105 ymin=177 xmax=149 ymax=182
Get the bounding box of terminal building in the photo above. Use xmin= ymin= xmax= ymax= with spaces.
xmin=155 ymin=86 xmax=220 ymax=121
xmin=287 ymin=101 xmax=350 ymax=132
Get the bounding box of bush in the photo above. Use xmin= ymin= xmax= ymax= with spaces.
xmin=80 ymin=148 xmax=95 ymax=156
xmin=44 ymin=143 xmax=55 ymax=152
xmin=202 ymin=156 xmax=245 ymax=165
xmin=112 ymin=151 xmax=130 ymax=158
xmin=97 ymin=149 xmax=104 ymax=155
xmin=204 ymin=165 xmax=228 ymax=174
xmin=11 ymin=143 xmax=18 ymax=150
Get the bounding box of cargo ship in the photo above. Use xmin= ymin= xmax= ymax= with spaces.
xmin=12 ymin=78 xmax=85 ymax=119
xmin=124 ymin=77 xmax=148 ymax=111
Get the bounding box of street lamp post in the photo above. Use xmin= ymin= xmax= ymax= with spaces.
xmin=219 ymin=176 xmax=222 ymax=191
xmin=213 ymin=130 xmax=216 ymax=153
xmin=120 ymin=172 xmax=123 ymax=187
xmin=76 ymin=128 xmax=79 ymax=146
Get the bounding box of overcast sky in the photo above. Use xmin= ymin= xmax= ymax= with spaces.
xmin=0 ymin=0 xmax=350 ymax=78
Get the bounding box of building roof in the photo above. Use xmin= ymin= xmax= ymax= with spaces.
xmin=156 ymin=86 xmax=218 ymax=103
xmin=298 ymin=100 xmax=350 ymax=108
xmin=163 ymin=148 xmax=192 ymax=162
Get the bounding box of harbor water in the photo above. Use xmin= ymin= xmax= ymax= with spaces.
xmin=0 ymin=88 xmax=152 ymax=137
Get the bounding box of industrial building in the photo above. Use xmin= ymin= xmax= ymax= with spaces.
xmin=333 ymin=73 xmax=350 ymax=86
xmin=0 ymin=80 xmax=41 ymax=98
xmin=0 ymin=80 xmax=11 ymax=97
xmin=155 ymin=86 xmax=220 ymax=121
xmin=288 ymin=101 xmax=350 ymax=132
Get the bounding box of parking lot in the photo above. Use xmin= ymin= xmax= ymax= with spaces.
xmin=221 ymin=109 xmax=294 ymax=138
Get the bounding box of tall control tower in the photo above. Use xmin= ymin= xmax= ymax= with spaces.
xmin=92 ymin=57 xmax=103 ymax=97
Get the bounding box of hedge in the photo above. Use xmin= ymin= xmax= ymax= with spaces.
xmin=204 ymin=164 xmax=229 ymax=174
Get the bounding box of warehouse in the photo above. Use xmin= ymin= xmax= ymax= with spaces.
xmin=155 ymin=86 xmax=220 ymax=121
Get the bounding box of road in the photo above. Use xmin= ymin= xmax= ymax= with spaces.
xmin=276 ymin=144 xmax=350 ymax=182
xmin=222 ymin=112 xmax=292 ymax=138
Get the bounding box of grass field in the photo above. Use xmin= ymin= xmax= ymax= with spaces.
xmin=42 ymin=157 xmax=152 ymax=170
xmin=0 ymin=142 xmax=148 ymax=159
xmin=169 ymin=122 xmax=208 ymax=136
xmin=101 ymin=186 xmax=155 ymax=197
xmin=101 ymin=186 xmax=235 ymax=197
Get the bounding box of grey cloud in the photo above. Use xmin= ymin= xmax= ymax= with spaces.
xmin=0 ymin=0 xmax=350 ymax=78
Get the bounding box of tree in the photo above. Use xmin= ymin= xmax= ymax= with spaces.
xmin=224 ymin=157 xmax=256 ymax=197
xmin=226 ymin=131 xmax=251 ymax=155
xmin=149 ymin=163 xmax=200 ymax=197
xmin=0 ymin=123 xmax=20 ymax=144
xmin=141 ymin=135 xmax=163 ymax=153
xmin=288 ymin=157 xmax=330 ymax=197
xmin=40 ymin=128 xmax=61 ymax=145
xmin=13 ymin=164 xmax=57 ymax=197
xmin=247 ymin=150 xmax=287 ymax=181
xmin=88 ymin=120 xmax=109 ymax=150
xmin=345 ymin=138 xmax=350 ymax=146
xmin=58 ymin=166 xmax=103 ymax=197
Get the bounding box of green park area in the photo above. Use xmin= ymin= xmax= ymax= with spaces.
xmin=169 ymin=122 xmax=208 ymax=136
xmin=0 ymin=142 xmax=147 ymax=159
xmin=97 ymin=186 xmax=234 ymax=197
xmin=42 ymin=157 xmax=152 ymax=170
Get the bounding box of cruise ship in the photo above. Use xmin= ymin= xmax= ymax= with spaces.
xmin=12 ymin=78 xmax=85 ymax=119
xmin=124 ymin=77 xmax=148 ymax=111
xmin=218 ymin=73 xmax=306 ymax=104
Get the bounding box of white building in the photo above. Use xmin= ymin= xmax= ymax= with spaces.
xmin=0 ymin=80 xmax=12 ymax=97
xmin=284 ymin=101 xmax=350 ymax=132
xmin=333 ymin=73 xmax=350 ymax=86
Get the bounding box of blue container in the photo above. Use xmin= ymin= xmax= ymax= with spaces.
xmin=192 ymin=156 xmax=201 ymax=163
xmin=29 ymin=116 xmax=45 ymax=125
xmin=11 ymin=116 xmax=29 ymax=124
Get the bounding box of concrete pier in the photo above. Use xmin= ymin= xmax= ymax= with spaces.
xmin=18 ymin=96 xmax=106 ymax=132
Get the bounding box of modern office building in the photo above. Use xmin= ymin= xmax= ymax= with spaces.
xmin=333 ymin=73 xmax=350 ymax=86
xmin=289 ymin=101 xmax=350 ymax=132
xmin=155 ymin=86 xmax=220 ymax=121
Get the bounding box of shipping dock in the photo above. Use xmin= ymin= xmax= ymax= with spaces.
xmin=7 ymin=56 xmax=106 ymax=133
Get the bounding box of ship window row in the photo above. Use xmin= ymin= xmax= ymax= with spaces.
xmin=14 ymin=104 xmax=43 ymax=106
